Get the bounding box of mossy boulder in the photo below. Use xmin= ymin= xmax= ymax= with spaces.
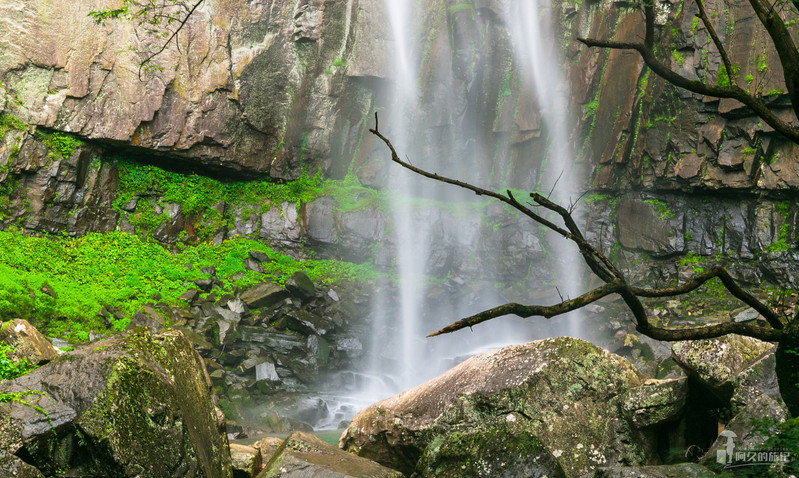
xmin=621 ymin=378 xmax=688 ymax=428
xmin=230 ymin=443 xmax=262 ymax=477
xmin=0 ymin=329 xmax=233 ymax=477
xmin=672 ymin=335 xmax=774 ymax=402
xmin=340 ymin=337 xmax=648 ymax=477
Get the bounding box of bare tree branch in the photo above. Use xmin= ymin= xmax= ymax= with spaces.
xmin=137 ymin=0 xmax=205 ymax=80
xmin=578 ymin=2 xmax=799 ymax=144
xmin=370 ymin=113 xmax=620 ymax=284
xmin=370 ymin=113 xmax=789 ymax=345
xmin=631 ymin=267 xmax=784 ymax=329
xmin=748 ymin=0 xmax=799 ymax=118
xmin=428 ymin=280 xmax=626 ymax=337
xmin=695 ymin=0 xmax=735 ymax=86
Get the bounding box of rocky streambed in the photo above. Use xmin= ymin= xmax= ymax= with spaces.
xmin=1 ymin=309 xmax=791 ymax=477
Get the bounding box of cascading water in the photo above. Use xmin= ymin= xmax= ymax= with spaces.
xmin=503 ymin=0 xmax=586 ymax=337
xmin=361 ymin=0 xmax=590 ymax=403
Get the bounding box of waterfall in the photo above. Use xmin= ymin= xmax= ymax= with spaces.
xmin=503 ymin=0 xmax=586 ymax=336
xmin=363 ymin=0 xmax=588 ymax=402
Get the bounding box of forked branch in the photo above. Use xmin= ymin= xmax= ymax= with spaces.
xmin=370 ymin=114 xmax=787 ymax=344
xmin=577 ymin=0 xmax=799 ymax=144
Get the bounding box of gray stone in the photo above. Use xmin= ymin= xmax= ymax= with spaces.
xmin=240 ymin=283 xmax=289 ymax=309
xmin=244 ymin=257 xmax=264 ymax=273
xmin=230 ymin=443 xmax=262 ymax=478
xmin=260 ymin=431 xmax=402 ymax=478
xmin=285 ymin=271 xmax=316 ymax=300
xmin=615 ymin=195 xmax=684 ymax=256
xmin=249 ymin=250 xmax=272 ymax=263
xmin=255 ymin=361 xmax=280 ymax=382
xmin=227 ymin=298 xmax=248 ymax=314
xmin=585 ymin=463 xmax=716 ymax=477
xmin=672 ymin=335 xmax=775 ymax=401
xmin=621 ymin=378 xmax=688 ymax=428
xmin=731 ymin=307 xmax=760 ymax=322
xmin=178 ymin=289 xmax=200 ymax=304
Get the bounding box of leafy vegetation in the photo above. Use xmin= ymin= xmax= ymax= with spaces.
xmin=644 ymin=198 xmax=676 ymax=220
xmin=39 ymin=132 xmax=83 ymax=160
xmin=0 ymin=114 xmax=27 ymax=138
xmin=0 ymin=341 xmax=37 ymax=380
xmin=0 ymin=229 xmax=380 ymax=342
xmin=114 ymin=159 xmax=323 ymax=216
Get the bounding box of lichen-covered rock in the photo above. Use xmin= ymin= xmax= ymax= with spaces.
xmin=0 ymin=451 xmax=45 ymax=478
xmin=0 ymin=319 xmax=58 ymax=365
xmin=341 ymin=337 xmax=647 ymax=477
xmin=0 ymin=329 xmax=233 ymax=477
xmin=672 ymin=335 xmax=775 ymax=401
xmin=621 ymin=378 xmax=688 ymax=428
xmin=416 ymin=428 xmax=566 ymax=478
xmin=260 ymin=431 xmax=402 ymax=478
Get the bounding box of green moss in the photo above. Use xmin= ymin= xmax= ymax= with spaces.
xmin=114 ymin=159 xmax=323 ymax=218
xmin=0 ymin=340 xmax=37 ymax=380
xmin=0 ymin=229 xmax=381 ymax=342
xmin=417 ymin=427 xmax=557 ymax=477
xmin=644 ymin=198 xmax=676 ymax=219
xmin=448 ymin=3 xmax=474 ymax=14
xmin=0 ymin=114 xmax=27 ymax=137
xmin=319 ymin=173 xmax=385 ymax=213
xmin=671 ymin=50 xmax=686 ymax=67
xmin=39 ymin=132 xmax=83 ymax=160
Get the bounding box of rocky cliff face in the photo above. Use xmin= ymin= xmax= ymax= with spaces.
xmin=0 ymin=0 xmax=388 ymax=179
xmin=0 ymin=0 xmax=796 ymax=286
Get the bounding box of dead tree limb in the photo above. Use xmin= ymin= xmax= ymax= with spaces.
xmin=369 ymin=113 xmax=788 ymax=345
xmin=577 ymin=0 xmax=799 ymax=145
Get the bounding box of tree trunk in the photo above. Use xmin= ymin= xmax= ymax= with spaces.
xmin=776 ymin=337 xmax=799 ymax=417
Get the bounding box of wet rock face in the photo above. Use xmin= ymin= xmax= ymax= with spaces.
xmin=341 ymin=337 xmax=648 ymax=477
xmin=0 ymin=0 xmax=384 ymax=179
xmin=0 ymin=329 xmax=233 ymax=477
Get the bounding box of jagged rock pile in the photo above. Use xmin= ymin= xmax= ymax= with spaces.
xmin=124 ymin=252 xmax=373 ymax=431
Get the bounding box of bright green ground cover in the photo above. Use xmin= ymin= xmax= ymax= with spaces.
xmin=0 ymin=229 xmax=379 ymax=342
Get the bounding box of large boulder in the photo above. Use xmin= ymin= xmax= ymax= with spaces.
xmin=259 ymin=431 xmax=402 ymax=477
xmin=340 ymin=337 xmax=648 ymax=477
xmin=0 ymin=329 xmax=233 ymax=477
